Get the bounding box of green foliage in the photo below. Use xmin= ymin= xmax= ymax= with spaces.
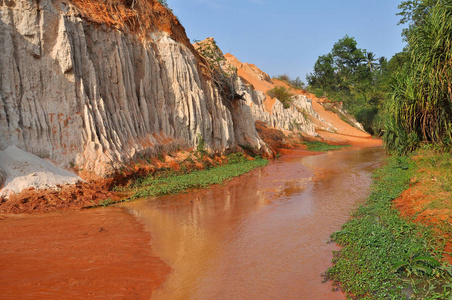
xmin=306 ymin=35 xmax=391 ymax=134
xmin=157 ymin=0 xmax=170 ymax=9
xmin=303 ymin=141 xmax=349 ymax=152
xmin=391 ymin=252 xmax=441 ymax=277
xmin=226 ymin=152 xmax=248 ymax=164
xmin=196 ymin=134 xmax=207 ymax=157
xmin=132 ymin=156 xmax=268 ymax=198
xmin=397 ymin=0 xmax=439 ymax=41
xmin=383 ymin=0 xmax=452 ymax=154
xmin=326 ymin=156 xmax=452 ymax=299
xmin=306 ymin=53 xmax=336 ymax=93
xmin=267 ymin=86 xmax=293 ymax=109
xmin=98 ymin=198 xmax=115 ymax=207
xmin=273 ymin=74 xmax=306 ymax=89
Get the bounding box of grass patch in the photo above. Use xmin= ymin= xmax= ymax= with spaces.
xmin=325 ymin=156 xmax=452 ymax=299
xmin=413 ymin=148 xmax=452 ymax=201
xmin=131 ymin=154 xmax=268 ymax=199
xmin=303 ymin=141 xmax=349 ymax=152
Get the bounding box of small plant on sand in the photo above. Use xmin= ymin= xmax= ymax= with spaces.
xmin=273 ymin=74 xmax=306 ymax=90
xmin=156 ymin=0 xmax=170 ymax=9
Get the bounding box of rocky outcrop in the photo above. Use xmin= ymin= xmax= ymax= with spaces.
xmin=319 ymin=101 xmax=365 ymax=131
xmin=223 ymin=52 xmax=369 ymax=139
xmin=255 ymin=121 xmax=294 ymax=150
xmin=195 ymin=39 xmax=319 ymax=138
xmin=0 ymin=0 xmax=269 ymax=178
xmin=235 ymin=78 xmax=317 ymax=135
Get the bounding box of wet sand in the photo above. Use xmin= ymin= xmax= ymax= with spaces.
xmin=0 ymin=208 xmax=170 ymax=299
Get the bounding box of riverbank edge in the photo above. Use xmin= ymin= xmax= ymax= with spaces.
xmin=0 ymin=137 xmax=354 ymax=214
xmin=0 ymin=151 xmax=270 ymax=214
xmin=326 ymin=152 xmax=452 ymax=299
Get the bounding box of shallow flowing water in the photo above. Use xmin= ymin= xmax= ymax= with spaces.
xmin=123 ymin=147 xmax=385 ymax=300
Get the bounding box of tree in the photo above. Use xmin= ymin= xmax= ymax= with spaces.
xmin=291 ymin=77 xmax=305 ymax=89
xmin=331 ymin=35 xmax=366 ymax=72
xmin=365 ymin=52 xmax=379 ymax=72
xmin=397 ymin=0 xmax=439 ymax=40
xmin=307 ymin=35 xmax=369 ymax=96
xmin=306 ymin=53 xmax=336 ymax=93
xmin=306 ymin=35 xmax=385 ymax=134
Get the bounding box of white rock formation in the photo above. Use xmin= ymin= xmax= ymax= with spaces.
xmin=0 ymin=0 xmax=269 ymax=178
xmin=195 ymin=39 xmax=321 ymax=137
xmin=0 ymin=146 xmax=81 ymax=198
xmin=235 ymin=78 xmax=318 ymax=136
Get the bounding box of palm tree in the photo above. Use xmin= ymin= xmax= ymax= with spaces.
xmin=365 ymin=52 xmax=378 ymax=71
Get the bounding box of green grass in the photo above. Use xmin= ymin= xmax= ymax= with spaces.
xmin=303 ymin=141 xmax=349 ymax=152
xmin=131 ymin=155 xmax=268 ymax=199
xmin=325 ymin=156 xmax=452 ymax=299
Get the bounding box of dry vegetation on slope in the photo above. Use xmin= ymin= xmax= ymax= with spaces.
xmin=69 ymin=0 xmax=211 ymax=76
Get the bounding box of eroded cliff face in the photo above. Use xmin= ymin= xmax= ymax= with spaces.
xmin=235 ymin=78 xmax=317 ymax=136
xmin=194 ymin=39 xmax=319 ymax=139
xmin=0 ymin=0 xmax=268 ymax=177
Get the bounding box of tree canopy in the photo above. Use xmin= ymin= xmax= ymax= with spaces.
xmin=306 ymin=35 xmax=388 ymax=133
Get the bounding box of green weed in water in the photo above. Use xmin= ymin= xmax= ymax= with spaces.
xmin=132 ymin=156 xmax=268 ymax=199
xmin=303 ymin=141 xmax=349 ymax=152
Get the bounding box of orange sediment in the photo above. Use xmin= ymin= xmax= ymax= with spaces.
xmin=393 ymin=173 xmax=452 ymax=264
xmin=0 ymin=207 xmax=170 ymax=299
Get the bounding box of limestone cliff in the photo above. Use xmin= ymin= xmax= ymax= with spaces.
xmin=0 ymin=0 xmax=269 ymax=178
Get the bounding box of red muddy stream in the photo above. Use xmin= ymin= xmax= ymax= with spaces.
xmin=0 ymin=147 xmax=384 ymax=299
xmin=122 ymin=147 xmax=385 ymax=299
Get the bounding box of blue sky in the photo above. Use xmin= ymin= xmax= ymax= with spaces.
xmin=168 ymin=0 xmax=407 ymax=82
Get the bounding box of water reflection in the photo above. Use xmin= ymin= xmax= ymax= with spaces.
xmin=123 ymin=147 xmax=385 ymax=300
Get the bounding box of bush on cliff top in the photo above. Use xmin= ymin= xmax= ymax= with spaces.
xmin=267 ymin=86 xmax=293 ymax=109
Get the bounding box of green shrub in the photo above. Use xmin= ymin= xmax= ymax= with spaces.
xmin=383 ymin=1 xmax=452 ymax=153
xmin=267 ymin=86 xmax=293 ymax=109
